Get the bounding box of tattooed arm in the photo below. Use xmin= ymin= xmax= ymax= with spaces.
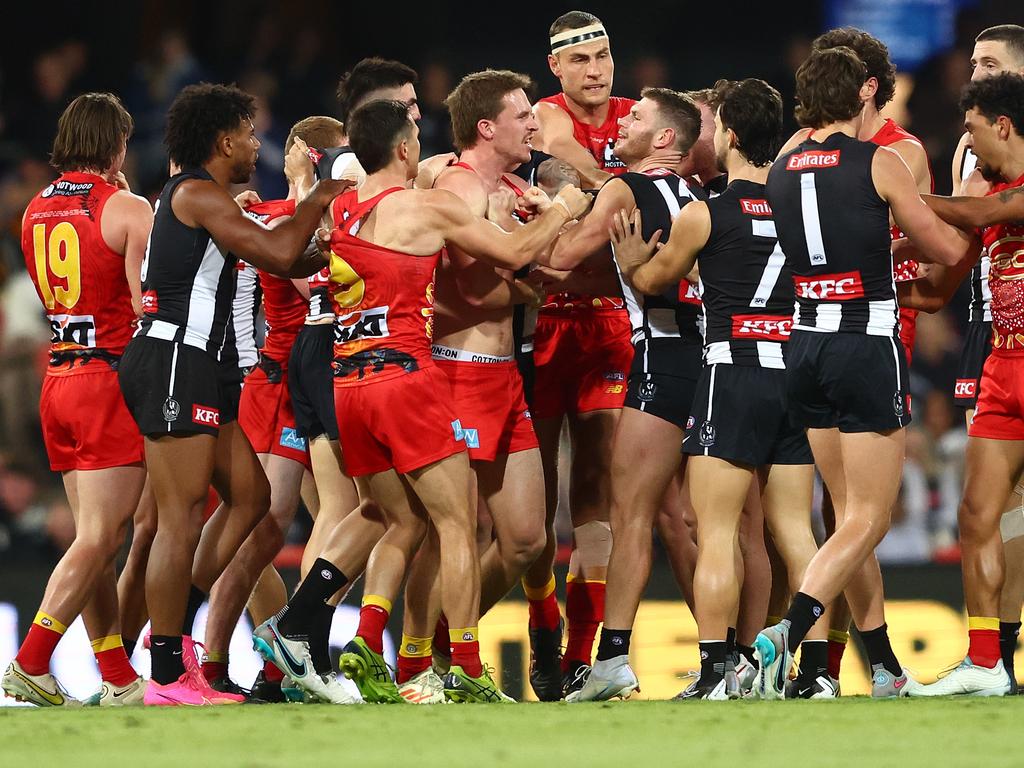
xmin=923 ymin=186 xmax=1024 ymax=230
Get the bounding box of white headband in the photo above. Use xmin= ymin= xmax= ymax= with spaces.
xmin=550 ymin=23 xmax=609 ymax=54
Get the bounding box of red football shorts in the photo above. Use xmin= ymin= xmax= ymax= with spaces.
xmin=970 ymin=353 xmax=1024 ymax=441
xmin=435 ymin=358 xmax=538 ymax=461
xmin=40 ymin=360 xmax=143 ymax=472
xmin=238 ymin=365 xmax=311 ymax=469
xmin=532 ymin=310 xmax=633 ymax=419
xmin=334 ymin=365 xmax=466 ymax=477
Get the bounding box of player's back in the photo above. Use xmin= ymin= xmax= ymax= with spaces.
xmin=21 ymin=172 xmax=136 ymax=359
xmin=328 ymin=187 xmax=440 ymax=384
xmin=767 ymin=132 xmax=895 ymax=336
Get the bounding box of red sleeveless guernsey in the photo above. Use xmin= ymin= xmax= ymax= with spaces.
xmin=868 ymin=118 xmax=934 ymax=361
xmin=245 ymin=198 xmax=306 ymax=366
xmin=537 ymin=93 xmax=635 ymax=313
xmin=984 ymin=171 xmax=1024 ymax=355
xmin=21 ymin=172 xmax=136 ymax=363
xmin=329 ymin=188 xmax=441 ymax=385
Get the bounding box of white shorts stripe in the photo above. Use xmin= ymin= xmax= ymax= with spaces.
xmin=704 ymin=364 xmax=717 ymax=457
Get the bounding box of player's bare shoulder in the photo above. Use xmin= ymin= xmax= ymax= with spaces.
xmin=434 ymin=165 xmax=489 ymax=215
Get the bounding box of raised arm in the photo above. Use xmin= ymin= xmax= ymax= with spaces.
xmin=547 ymin=178 xmax=634 ymax=270
xmin=951 ymin=132 xmax=970 ymax=195
xmin=873 ymin=147 xmax=973 ymax=267
xmin=611 ymin=202 xmax=711 ymax=295
xmin=173 ymin=177 xmax=352 ymax=276
xmin=534 ymin=102 xmax=611 ymax=190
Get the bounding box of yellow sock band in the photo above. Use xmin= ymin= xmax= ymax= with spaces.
xmin=828 ymin=630 xmax=850 ymax=645
xmin=969 ymin=616 xmax=1000 ymax=632
xmin=399 ymin=635 xmax=433 ymax=658
xmin=449 ymin=627 xmax=478 ymax=644
xmin=202 ymin=649 xmax=228 ymax=664
xmin=523 ymin=575 xmax=556 ymax=601
xmin=362 ymin=594 xmax=393 ymax=613
xmin=566 ymin=575 xmax=606 ymax=585
xmin=34 ymin=612 xmax=67 ymax=635
xmin=766 ymin=616 xmax=782 ymax=627
xmin=89 ymin=635 xmax=125 ymax=654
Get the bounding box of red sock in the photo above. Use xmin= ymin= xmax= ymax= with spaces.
xmin=92 ymin=637 xmax=139 ymax=687
xmin=357 ymin=596 xmax=391 ymax=655
xmin=201 ymin=659 xmax=228 ymax=682
xmin=524 ymin=576 xmax=561 ymax=630
xmin=263 ymin=660 xmax=285 ymax=684
xmin=827 ymin=631 xmax=849 ymax=680
xmin=968 ymin=617 xmax=1001 ymax=668
xmin=16 ymin=612 xmax=67 ymax=676
xmin=563 ymin=579 xmax=605 ymax=672
xmin=450 ymin=627 xmax=483 ymax=678
xmin=433 ymin=614 xmax=450 ymax=659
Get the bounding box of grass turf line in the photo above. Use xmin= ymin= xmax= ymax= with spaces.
xmin=3 ymin=698 xmax=1023 ymax=767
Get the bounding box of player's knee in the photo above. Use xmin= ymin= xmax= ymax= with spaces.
xmin=959 ymin=497 xmax=995 ymax=544
xmin=505 ymin=525 xmax=546 ymax=570
xmin=573 ymin=520 xmax=612 ymax=571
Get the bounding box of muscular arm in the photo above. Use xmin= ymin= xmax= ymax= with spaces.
xmin=102 ymin=191 xmax=154 ymax=318
xmin=173 ymin=177 xmax=349 ymax=276
xmin=547 ymin=178 xmax=634 ymax=270
xmin=621 ymin=202 xmax=711 ymax=295
xmin=922 ymin=186 xmax=1024 ymax=230
xmin=889 ymin=139 xmax=933 ymax=194
xmin=873 ymin=147 xmax=973 ymax=266
xmin=894 ymin=239 xmax=979 ymax=312
xmin=951 ymin=132 xmax=970 ymax=195
xmin=534 ymin=102 xmax=611 ymax=189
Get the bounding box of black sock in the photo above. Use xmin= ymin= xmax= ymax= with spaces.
xmin=698 ymin=640 xmax=727 ymax=685
xmin=783 ymin=592 xmax=824 ymax=653
xmin=310 ymin=602 xmax=336 ymax=674
xmin=279 ymin=559 xmax=347 ymax=639
xmin=150 ymin=635 xmax=185 ymax=685
xmin=1000 ymin=621 xmax=1021 ymax=675
xmin=857 ymin=623 xmax=902 ymax=677
xmin=798 ymin=640 xmax=828 ymax=680
xmin=123 ymin=637 xmax=137 ymax=659
xmin=737 ymin=643 xmax=759 ymax=670
xmin=597 ymin=628 xmax=632 ymax=661
xmin=726 ymin=627 xmax=737 ymax=659
xmin=182 ymin=585 xmax=207 ymax=636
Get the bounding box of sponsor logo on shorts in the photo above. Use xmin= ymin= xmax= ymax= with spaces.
xmin=603 ymin=371 xmax=625 ymax=381
xmin=142 ymin=291 xmax=158 ymax=313
xmin=954 ymin=379 xmax=977 ymax=399
xmin=785 ymin=149 xmax=841 ymax=171
xmin=678 ymin=281 xmax=702 ymax=306
xmin=638 ymin=380 xmax=657 ymax=402
xmin=686 ymin=416 xmax=695 ymax=430
xmin=280 ymin=427 xmax=307 ymax=451
xmin=793 ymin=272 xmax=864 ymax=301
xmin=731 ymin=314 xmax=792 ymax=341
xmin=893 ymin=393 xmax=905 ymax=418
xmin=452 ymin=419 xmax=463 ymax=440
xmin=335 ymin=306 xmax=390 ymax=344
xmin=740 ymin=198 xmax=773 ymax=216
xmin=699 ymin=420 xmax=716 ymax=447
xmin=162 ymin=397 xmax=180 ymax=422
xmin=523 ymin=409 xmax=532 ymax=421
xmin=605 ymin=384 xmax=624 ymax=394
xmin=451 ymin=419 xmax=480 ymax=449
xmin=192 ymin=404 xmax=220 ymax=427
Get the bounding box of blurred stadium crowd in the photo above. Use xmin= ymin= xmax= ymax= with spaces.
xmin=0 ymin=0 xmax=1017 ymax=566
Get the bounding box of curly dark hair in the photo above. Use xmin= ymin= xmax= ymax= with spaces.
xmin=794 ymin=47 xmax=867 ymax=129
xmin=717 ymin=79 xmax=783 ymax=167
xmin=164 ymin=83 xmax=256 ymax=168
xmin=813 ymin=27 xmax=896 ymax=110
xmin=959 ymin=72 xmax=1024 ymax=135
xmin=336 ymin=58 xmax=418 ymax=124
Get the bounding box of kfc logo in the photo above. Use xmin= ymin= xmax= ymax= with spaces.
xmin=954 ymin=379 xmax=977 ymax=399
xmin=740 ymin=199 xmax=773 ymax=216
xmin=678 ymin=280 xmax=702 ymax=306
xmin=731 ymin=314 xmax=793 ymax=341
xmin=141 ymin=291 xmax=158 ymax=313
xmin=794 ymin=272 xmax=864 ymax=301
xmin=192 ymin=405 xmax=220 ymax=426
xmin=786 ymin=150 xmax=841 ymax=171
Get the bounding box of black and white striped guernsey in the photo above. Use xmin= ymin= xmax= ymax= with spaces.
xmin=614 ymin=169 xmax=705 ymax=378
xmin=959 ymin=148 xmax=993 ymax=324
xmin=137 ymin=168 xmax=238 ymax=358
xmin=767 ymin=133 xmax=897 ymax=337
xmin=699 ymin=179 xmax=793 ymax=369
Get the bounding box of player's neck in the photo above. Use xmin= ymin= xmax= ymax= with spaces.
xmin=857 ymin=105 xmax=887 ymax=141
xmin=561 ymin=91 xmax=610 ymax=126
xmin=286 ymin=183 xmax=298 ymax=201
xmin=998 ymin=142 xmax=1024 ymax=184
xmin=726 ymin=155 xmax=768 ymax=185
xmin=809 ymin=119 xmax=859 ymax=142
xmin=203 ymin=160 xmax=235 ymax=189
xmin=630 ymin=148 xmax=684 ymax=175
xmin=362 ymin=165 xmax=410 ymax=197
xmin=459 ymin=146 xmax=514 ymax=192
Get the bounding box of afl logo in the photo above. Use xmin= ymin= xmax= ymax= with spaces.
xmin=162 ymin=397 xmax=181 ymax=422
xmin=41 ymin=184 xmax=55 ymax=198
xmin=699 ymin=420 xmax=716 ymax=447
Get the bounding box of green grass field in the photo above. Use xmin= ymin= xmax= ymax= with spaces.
xmin=4 ymin=698 xmax=1023 ymax=767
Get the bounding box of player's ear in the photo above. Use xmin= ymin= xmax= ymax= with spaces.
xmin=547 ymin=53 xmax=561 ymax=78
xmin=478 ymin=119 xmax=495 ymax=142
xmin=861 ymin=77 xmax=877 ymax=103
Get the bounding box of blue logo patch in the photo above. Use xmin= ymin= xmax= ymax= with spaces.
xmin=280 ymin=427 xmax=307 ymax=452
xmin=463 ymin=428 xmax=480 ymax=449
xmin=452 ymin=419 xmax=464 ymax=441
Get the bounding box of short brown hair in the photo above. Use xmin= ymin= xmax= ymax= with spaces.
xmin=813 ymin=27 xmax=896 ymax=109
xmin=549 ymin=11 xmax=601 ymax=38
xmin=446 ymin=70 xmax=533 ymax=151
xmin=976 ymin=24 xmax=1024 ymax=67
xmin=641 ymin=87 xmax=702 ymax=153
xmin=50 ymin=92 xmax=133 ymax=172
xmin=686 ymin=85 xmax=725 ymax=112
xmin=794 ymin=47 xmax=867 ymax=129
xmin=285 ymin=116 xmax=345 ymax=154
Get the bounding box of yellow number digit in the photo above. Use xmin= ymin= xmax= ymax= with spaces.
xmin=31 ymin=222 xmax=81 ymax=310
xmin=329 ymin=253 xmax=365 ymax=309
